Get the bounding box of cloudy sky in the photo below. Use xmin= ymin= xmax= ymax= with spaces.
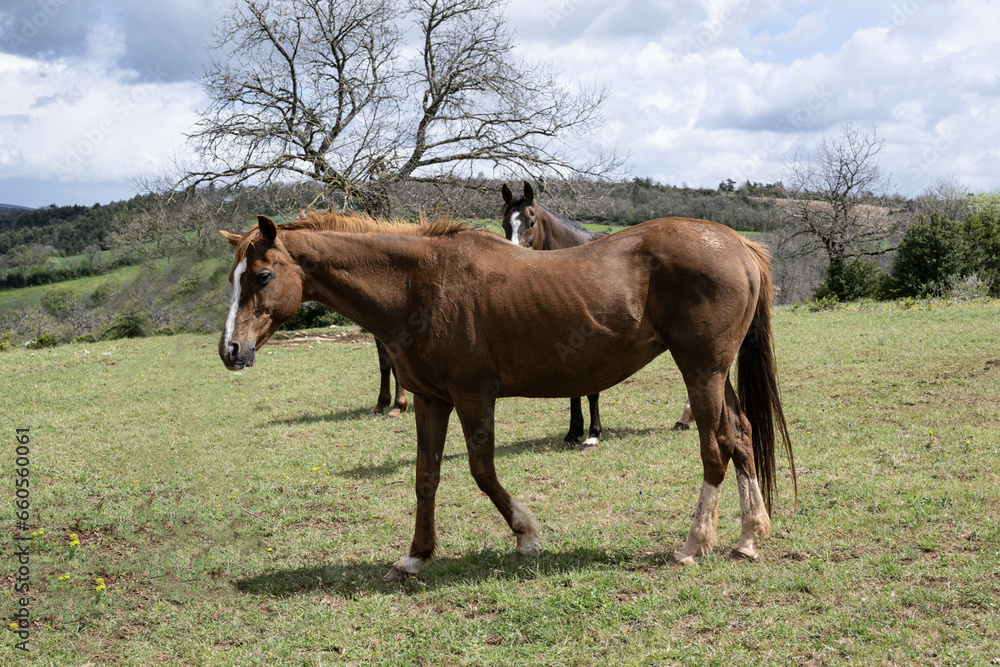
xmin=1 ymin=0 xmax=998 ymax=207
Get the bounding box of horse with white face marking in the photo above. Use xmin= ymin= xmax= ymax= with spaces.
xmin=219 ymin=211 xmax=796 ymax=581
xmin=501 ymin=181 xmax=696 ymax=442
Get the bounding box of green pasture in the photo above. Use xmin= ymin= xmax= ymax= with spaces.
xmin=2 ymin=302 xmax=999 ymax=665
xmin=0 ymin=266 xmax=145 ymax=312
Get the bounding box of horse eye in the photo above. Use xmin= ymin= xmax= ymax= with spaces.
xmin=527 ymin=217 xmax=536 ymax=229
xmin=256 ymin=271 xmax=271 ymax=287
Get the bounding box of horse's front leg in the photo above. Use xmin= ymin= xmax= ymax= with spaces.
xmin=563 ymin=396 xmax=585 ymax=446
xmin=384 ymin=393 xmax=453 ymax=582
xmin=457 ymin=396 xmax=542 ymax=557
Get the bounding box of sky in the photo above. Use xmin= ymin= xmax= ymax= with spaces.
xmin=1 ymin=0 xmax=998 ymax=208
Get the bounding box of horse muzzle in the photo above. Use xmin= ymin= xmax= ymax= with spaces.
xmin=220 ymin=339 xmax=256 ymax=371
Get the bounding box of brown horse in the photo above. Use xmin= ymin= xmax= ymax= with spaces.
xmin=501 ymin=181 xmax=696 ymax=435
xmin=219 ymin=211 xmax=796 ymax=581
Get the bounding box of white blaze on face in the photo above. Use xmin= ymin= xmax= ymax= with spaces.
xmin=223 ymin=258 xmax=247 ymax=354
xmin=508 ymin=211 xmax=523 ymax=245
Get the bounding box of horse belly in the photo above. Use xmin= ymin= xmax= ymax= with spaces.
xmin=497 ymin=330 xmax=665 ymax=398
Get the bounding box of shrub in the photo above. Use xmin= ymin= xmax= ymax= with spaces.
xmin=73 ymin=334 xmax=98 ymax=344
xmin=26 ymin=333 xmax=60 ymax=349
xmin=42 ymin=284 xmax=83 ymax=315
xmin=888 ymin=213 xmax=965 ymax=298
xmin=814 ymin=257 xmax=887 ymax=302
xmin=89 ymin=279 xmax=119 ymax=307
xmin=101 ymin=311 xmax=149 ymax=340
xmin=280 ymin=302 xmax=353 ymax=331
xmin=961 ymin=209 xmax=1000 ymax=295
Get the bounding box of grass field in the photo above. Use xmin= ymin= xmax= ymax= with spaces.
xmin=2 ymin=301 xmax=999 ymax=665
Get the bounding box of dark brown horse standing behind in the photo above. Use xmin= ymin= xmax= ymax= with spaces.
xmin=219 ymin=212 xmax=796 ymax=581
xmin=501 ymin=181 xmax=695 ymax=436
xmin=501 ymin=181 xmax=607 ymax=447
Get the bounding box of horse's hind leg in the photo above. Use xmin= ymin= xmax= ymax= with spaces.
xmin=458 ymin=397 xmax=541 ymax=557
xmin=727 ymin=383 xmax=771 ymax=561
xmin=672 ymin=373 xmax=769 ymax=565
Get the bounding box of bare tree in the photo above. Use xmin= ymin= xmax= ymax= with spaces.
xmin=780 ymin=124 xmax=904 ymax=264
xmin=916 ymin=175 xmax=971 ymax=221
xmin=182 ymin=0 xmax=622 ymax=213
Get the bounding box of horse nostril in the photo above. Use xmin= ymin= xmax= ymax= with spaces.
xmin=229 ymin=342 xmax=240 ymax=359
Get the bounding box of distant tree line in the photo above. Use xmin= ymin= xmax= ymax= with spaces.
xmin=2 ymin=176 xmax=998 ymax=351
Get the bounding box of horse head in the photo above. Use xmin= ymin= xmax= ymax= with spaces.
xmin=218 ymin=215 xmax=305 ymax=370
xmin=500 ymin=181 xmax=542 ymax=248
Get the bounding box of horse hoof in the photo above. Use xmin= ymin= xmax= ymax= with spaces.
xmin=672 ymin=422 xmax=690 ymax=431
xmin=387 ymin=408 xmax=403 ymax=418
xmin=383 ymin=567 xmax=409 ymax=583
xmin=727 ymin=548 xmax=759 ymax=562
xmin=371 ymin=405 xmax=386 ymax=416
xmin=669 ymin=552 xmax=696 ymax=567
xmin=562 ymin=439 xmax=580 ymax=448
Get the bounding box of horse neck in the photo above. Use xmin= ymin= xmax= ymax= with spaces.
xmin=536 ymin=208 xmax=593 ymax=249
xmin=284 ymin=231 xmax=418 ymax=340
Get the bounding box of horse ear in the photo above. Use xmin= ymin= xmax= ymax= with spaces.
xmin=219 ymin=230 xmax=242 ymax=247
xmin=501 ymin=183 xmax=512 ymax=204
xmin=523 ymin=181 xmax=534 ymax=204
xmin=257 ymin=215 xmax=278 ymax=243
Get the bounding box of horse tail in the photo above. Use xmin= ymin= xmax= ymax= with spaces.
xmin=737 ymin=239 xmax=797 ymax=516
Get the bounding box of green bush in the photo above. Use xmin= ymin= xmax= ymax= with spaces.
xmin=89 ymin=279 xmax=119 ymax=307
xmin=42 ymin=284 xmax=83 ymax=315
xmin=280 ymin=302 xmax=353 ymax=331
xmin=0 ymin=331 xmax=16 ymax=352
xmin=101 ymin=311 xmax=149 ymax=340
xmin=26 ymin=333 xmax=60 ymax=349
xmin=814 ymin=257 xmax=887 ymax=302
xmin=888 ymin=213 xmax=965 ymax=298
xmin=73 ymin=334 xmax=98 ymax=344
xmin=961 ymin=209 xmax=1000 ymax=295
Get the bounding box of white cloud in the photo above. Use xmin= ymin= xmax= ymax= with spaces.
xmin=0 ymin=47 xmax=202 ymax=189
xmin=2 ymin=0 xmax=1000 ymax=205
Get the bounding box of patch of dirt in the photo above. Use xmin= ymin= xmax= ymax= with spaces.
xmin=269 ymin=329 xmax=374 ymax=347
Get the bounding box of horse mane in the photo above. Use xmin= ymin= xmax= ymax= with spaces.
xmin=234 ymin=209 xmax=467 ymax=259
xmin=540 ymin=204 xmax=589 ymax=233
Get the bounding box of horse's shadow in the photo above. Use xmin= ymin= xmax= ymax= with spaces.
xmin=270 ymin=406 xmax=373 ymax=425
xmin=336 ymin=425 xmax=669 ymax=480
xmin=233 ymin=545 xmax=676 ymax=597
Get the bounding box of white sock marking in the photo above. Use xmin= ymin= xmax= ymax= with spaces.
xmin=223 ymin=258 xmax=247 ymax=354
